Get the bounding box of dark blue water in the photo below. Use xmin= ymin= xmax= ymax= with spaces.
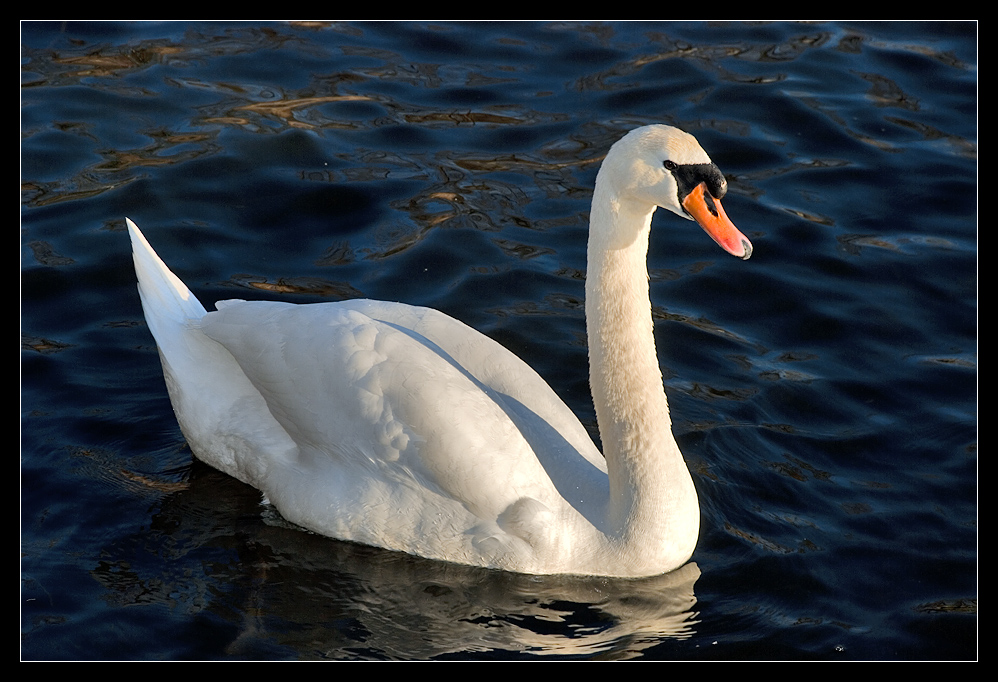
xmin=21 ymin=21 xmax=976 ymax=660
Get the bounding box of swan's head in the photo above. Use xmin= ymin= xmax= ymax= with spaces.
xmin=598 ymin=125 xmax=752 ymax=260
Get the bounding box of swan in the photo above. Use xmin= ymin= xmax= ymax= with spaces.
xmin=127 ymin=124 xmax=752 ymax=578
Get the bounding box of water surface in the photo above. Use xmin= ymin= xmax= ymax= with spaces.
xmin=21 ymin=21 xmax=977 ymax=660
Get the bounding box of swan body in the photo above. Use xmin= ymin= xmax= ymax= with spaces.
xmin=127 ymin=124 xmax=751 ymax=577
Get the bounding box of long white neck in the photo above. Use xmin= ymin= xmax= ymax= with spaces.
xmin=585 ymin=180 xmax=699 ymax=567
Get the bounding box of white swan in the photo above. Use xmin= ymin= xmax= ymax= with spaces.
xmin=127 ymin=124 xmax=752 ymax=578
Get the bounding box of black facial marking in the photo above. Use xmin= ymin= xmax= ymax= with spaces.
xmin=665 ymin=161 xmax=728 ymax=205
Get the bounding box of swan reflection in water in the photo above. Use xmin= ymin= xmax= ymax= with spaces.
xmin=92 ymin=470 xmax=702 ymax=659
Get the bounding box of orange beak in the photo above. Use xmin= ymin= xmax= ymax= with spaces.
xmin=681 ymin=182 xmax=752 ymax=260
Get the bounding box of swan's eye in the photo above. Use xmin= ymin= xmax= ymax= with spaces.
xmin=663 ymin=160 xmax=678 ymax=171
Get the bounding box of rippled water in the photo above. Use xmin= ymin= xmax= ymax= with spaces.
xmin=21 ymin=21 xmax=977 ymax=660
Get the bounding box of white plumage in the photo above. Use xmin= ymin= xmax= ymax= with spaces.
xmin=128 ymin=124 xmax=751 ymax=577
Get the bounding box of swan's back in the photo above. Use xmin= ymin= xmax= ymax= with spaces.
xmin=127 ymin=219 xmax=612 ymax=573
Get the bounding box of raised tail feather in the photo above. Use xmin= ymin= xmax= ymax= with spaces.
xmin=127 ymin=218 xmax=207 ymax=335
